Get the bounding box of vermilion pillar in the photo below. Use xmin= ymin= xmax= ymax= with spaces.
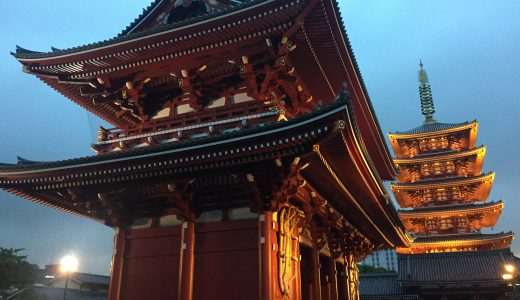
xmin=179 ymin=222 xmax=195 ymax=300
xmin=108 ymin=227 xmax=126 ymax=300
xmin=311 ymin=246 xmax=322 ymax=300
xmin=329 ymin=258 xmax=338 ymax=300
xmin=260 ymin=212 xmax=274 ymax=300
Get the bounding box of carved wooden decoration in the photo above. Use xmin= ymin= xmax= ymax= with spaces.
xmin=278 ymin=205 xmax=304 ymax=296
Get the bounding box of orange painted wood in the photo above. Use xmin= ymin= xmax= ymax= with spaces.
xmin=121 ymin=226 xmax=181 ymax=300
xmin=180 ymin=222 xmax=195 ymax=300
xmin=193 ymin=219 xmax=259 ymax=300
xmin=108 ymin=227 xmax=126 ymax=300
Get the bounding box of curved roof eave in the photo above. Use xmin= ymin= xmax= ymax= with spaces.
xmin=388 ymin=120 xmax=478 ymax=140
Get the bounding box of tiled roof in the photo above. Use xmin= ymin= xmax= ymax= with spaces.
xmin=391 ymin=120 xmax=476 ymax=135
xmin=118 ymin=0 xmax=163 ymax=36
xmin=412 ymin=232 xmax=513 ymax=244
xmin=393 ymin=145 xmax=485 ymax=163
xmin=118 ymin=0 xmax=251 ymax=37
xmin=0 ymin=87 xmax=348 ymax=173
xmin=398 ymin=201 xmax=503 ymax=215
xmin=398 ymin=248 xmax=520 ymax=284
xmin=359 ymin=273 xmax=408 ymax=295
xmin=71 ymin=273 xmax=109 ymax=285
xmin=13 ymin=0 xmax=263 ymax=59
xmin=391 ymin=172 xmax=493 ymax=188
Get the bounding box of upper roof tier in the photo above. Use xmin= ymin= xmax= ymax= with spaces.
xmin=399 ymin=201 xmax=504 ymax=234
xmin=394 ymin=145 xmax=486 ymax=183
xmin=391 ymin=172 xmax=495 ymax=208
xmin=12 ymin=0 xmax=396 ymax=179
xmin=389 ymin=120 xmax=478 ymax=159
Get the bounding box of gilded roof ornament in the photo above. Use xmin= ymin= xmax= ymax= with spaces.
xmin=418 ymin=60 xmax=436 ymax=124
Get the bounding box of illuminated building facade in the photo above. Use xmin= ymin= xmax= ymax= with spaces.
xmin=388 ymin=62 xmax=513 ymax=254
xmin=360 ymin=63 xmax=518 ymax=300
xmin=360 ymin=249 xmax=397 ymax=272
xmin=0 ymin=1 xmax=411 ymax=299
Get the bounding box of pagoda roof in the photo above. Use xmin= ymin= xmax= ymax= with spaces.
xmin=412 ymin=232 xmax=513 ymax=244
xmin=11 ymin=0 xmax=396 ymax=180
xmin=399 ymin=200 xmax=504 ymax=218
xmin=0 ymin=93 xmax=346 ymax=174
xmin=393 ymin=145 xmax=486 ymax=165
xmin=396 ymin=231 xmax=514 ymax=255
xmin=399 ymin=201 xmax=504 ymax=233
xmin=0 ymin=92 xmax=410 ymax=248
xmin=391 ymin=172 xmax=494 ymax=190
xmin=391 ymin=173 xmax=494 ymax=208
xmin=359 ymin=273 xmax=419 ymax=299
xmin=389 ymin=120 xmax=477 ymax=139
xmin=397 ymin=248 xmax=520 ymax=285
xmin=13 ymin=0 xmax=257 ymax=60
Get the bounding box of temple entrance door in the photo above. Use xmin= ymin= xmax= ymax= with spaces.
xmin=336 ymin=262 xmax=347 ymax=300
xmin=319 ymin=254 xmax=333 ymax=300
xmin=300 ymin=245 xmax=314 ymax=300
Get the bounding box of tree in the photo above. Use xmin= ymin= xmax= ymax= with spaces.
xmin=357 ymin=264 xmax=392 ymax=274
xmin=0 ymin=248 xmax=39 ymax=291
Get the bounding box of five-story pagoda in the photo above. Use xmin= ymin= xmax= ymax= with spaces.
xmin=388 ymin=62 xmax=513 ymax=254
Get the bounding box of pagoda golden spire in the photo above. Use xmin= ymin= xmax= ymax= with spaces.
xmin=418 ymin=60 xmax=436 ymax=124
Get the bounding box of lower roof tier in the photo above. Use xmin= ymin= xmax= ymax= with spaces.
xmin=397 ymin=232 xmax=514 ymax=254
xmin=0 ymin=92 xmax=410 ymax=249
xmin=397 ymin=248 xmax=519 ymax=285
xmin=399 ymin=201 xmax=504 ymax=234
xmin=391 ymin=172 xmax=494 ymax=208
xmin=399 ymin=200 xmax=504 ymax=234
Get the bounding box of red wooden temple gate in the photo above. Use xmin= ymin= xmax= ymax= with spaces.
xmin=1 ymin=1 xmax=410 ymax=299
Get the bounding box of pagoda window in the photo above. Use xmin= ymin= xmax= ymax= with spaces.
xmin=445 ymin=161 xmax=455 ymax=174
xmin=429 ymin=138 xmax=439 ymax=151
xmin=439 ymin=136 xmax=449 ymax=149
xmin=420 ymin=164 xmax=432 ymax=177
xmin=432 ymin=162 xmax=443 ymax=175
xmin=439 ymin=218 xmax=454 ymax=230
xmin=423 ymin=190 xmax=433 ymax=204
xmin=435 ymin=188 xmax=448 ymax=201
xmin=454 ymin=217 xmax=469 ymax=229
xmin=409 ymin=171 xmax=420 ymax=183
xmin=419 ymin=139 xmax=429 ymax=152
xmin=449 ymin=135 xmax=462 ymax=151
xmin=425 ymin=219 xmax=437 ymax=231
xmin=450 ymin=188 xmax=462 ymax=201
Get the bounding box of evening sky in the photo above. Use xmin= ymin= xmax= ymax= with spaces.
xmin=0 ymin=1 xmax=518 ymax=274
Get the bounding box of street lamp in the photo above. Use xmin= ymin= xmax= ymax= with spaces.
xmin=60 ymin=255 xmax=78 ymax=300
xmin=505 ymin=264 xmax=516 ymax=274
xmin=503 ymin=263 xmax=518 ymax=293
xmin=503 ymin=273 xmax=514 ymax=280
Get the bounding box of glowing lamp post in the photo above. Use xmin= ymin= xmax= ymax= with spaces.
xmin=503 ymin=263 xmax=518 ymax=292
xmin=503 ymin=273 xmax=514 ymax=281
xmin=60 ymin=255 xmax=78 ymax=300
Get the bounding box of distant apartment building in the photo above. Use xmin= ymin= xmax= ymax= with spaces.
xmin=360 ymin=248 xmax=397 ymax=271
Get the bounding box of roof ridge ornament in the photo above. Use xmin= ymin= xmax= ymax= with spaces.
xmin=418 ymin=60 xmax=436 ymax=124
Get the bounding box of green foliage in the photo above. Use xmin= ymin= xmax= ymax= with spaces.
xmin=357 ymin=264 xmax=392 ymax=274
xmin=0 ymin=248 xmax=38 ymax=290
